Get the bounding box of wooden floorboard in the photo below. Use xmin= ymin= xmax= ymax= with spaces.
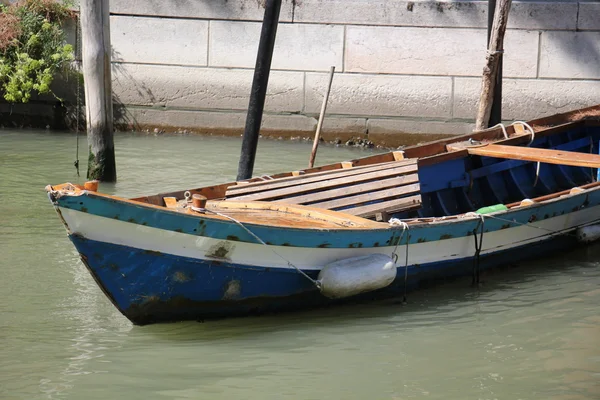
xmin=225 ymin=155 xmax=422 ymax=217
xmin=230 ymin=163 xmax=418 ymax=201
xmin=227 ymin=159 xmax=415 ymax=196
xmin=274 ymin=174 xmax=419 ymax=205
xmin=308 ymin=183 xmax=421 ymax=210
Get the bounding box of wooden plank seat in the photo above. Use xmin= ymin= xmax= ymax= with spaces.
xmin=467 ymin=143 xmax=600 ymax=168
xmin=225 ymin=159 xmax=421 ymax=219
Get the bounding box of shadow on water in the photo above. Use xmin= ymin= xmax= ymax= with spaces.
xmin=136 ymin=241 xmax=600 ymax=343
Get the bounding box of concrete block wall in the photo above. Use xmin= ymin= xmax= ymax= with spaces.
xmin=105 ymin=0 xmax=600 ymax=139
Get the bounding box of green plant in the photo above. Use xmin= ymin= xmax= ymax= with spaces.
xmin=0 ymin=0 xmax=75 ymax=103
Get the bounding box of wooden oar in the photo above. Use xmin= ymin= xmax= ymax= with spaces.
xmin=467 ymin=144 xmax=600 ymax=168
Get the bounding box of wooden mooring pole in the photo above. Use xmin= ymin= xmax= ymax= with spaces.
xmin=487 ymin=0 xmax=502 ymax=127
xmin=80 ymin=0 xmax=116 ymax=182
xmin=237 ymin=0 xmax=282 ymax=181
xmin=475 ymin=0 xmax=512 ymax=131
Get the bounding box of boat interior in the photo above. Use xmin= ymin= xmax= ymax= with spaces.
xmin=131 ymin=107 xmax=600 ymax=223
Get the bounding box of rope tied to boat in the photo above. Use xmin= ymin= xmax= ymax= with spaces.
xmin=512 ymin=121 xmax=536 ymax=146
xmin=512 ymin=121 xmax=540 ymax=186
xmin=489 ymin=123 xmax=509 ymax=139
xmin=73 ymin=11 xmax=81 ymax=177
xmin=466 ymin=213 xmax=485 ymax=285
xmin=484 ymin=121 xmax=535 ymax=143
xmin=462 ymin=209 xmax=579 ymax=272
xmin=470 ymin=212 xmax=578 ymax=238
xmin=478 ymin=122 xmax=539 ymax=185
xmin=389 ymin=218 xmax=410 ymax=302
xmin=193 ymin=206 xmax=322 ymax=290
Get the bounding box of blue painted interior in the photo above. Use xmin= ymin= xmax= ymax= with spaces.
xmin=409 ymin=125 xmax=600 ymax=218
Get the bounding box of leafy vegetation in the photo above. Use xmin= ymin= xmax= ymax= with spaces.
xmin=0 ymin=0 xmax=75 ymax=103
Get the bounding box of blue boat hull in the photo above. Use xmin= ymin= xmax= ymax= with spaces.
xmin=71 ymin=232 xmax=579 ymax=325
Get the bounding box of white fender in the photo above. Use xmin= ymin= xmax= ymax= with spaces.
xmin=318 ymin=254 xmax=397 ymax=299
xmin=576 ymin=224 xmax=600 ymax=243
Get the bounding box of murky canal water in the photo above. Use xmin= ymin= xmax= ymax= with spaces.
xmin=1 ymin=129 xmax=599 ymax=400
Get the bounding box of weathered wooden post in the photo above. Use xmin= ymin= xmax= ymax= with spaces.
xmin=237 ymin=0 xmax=282 ymax=181
xmin=487 ymin=0 xmax=502 ymax=126
xmin=80 ymin=0 xmax=116 ymax=181
xmin=308 ymin=66 xmax=335 ymax=168
xmin=475 ymin=0 xmax=512 ymax=131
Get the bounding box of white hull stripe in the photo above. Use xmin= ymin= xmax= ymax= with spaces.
xmin=58 ymin=205 xmax=600 ymax=271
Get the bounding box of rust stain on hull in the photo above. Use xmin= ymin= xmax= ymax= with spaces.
xmin=222 ymin=280 xmax=241 ymax=300
xmin=206 ymin=241 xmax=235 ymax=260
xmin=173 ymin=271 xmax=191 ymax=283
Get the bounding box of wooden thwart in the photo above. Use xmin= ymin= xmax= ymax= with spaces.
xmin=467 ymin=144 xmax=600 ymax=168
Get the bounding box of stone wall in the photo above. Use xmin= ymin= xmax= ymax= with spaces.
xmin=4 ymin=0 xmax=600 ymax=142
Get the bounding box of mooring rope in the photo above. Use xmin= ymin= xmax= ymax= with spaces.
xmin=512 ymin=121 xmax=536 ymax=146
xmin=489 ymin=123 xmax=509 ymax=139
xmin=190 ymin=205 xmax=416 ymax=295
xmin=590 ymin=138 xmax=595 ymax=182
xmin=74 ymin=11 xmax=81 ymax=177
xmin=389 ymin=218 xmax=410 ymax=302
xmin=193 ymin=206 xmax=322 ymax=289
xmin=512 ymin=121 xmax=539 ymax=185
xmin=483 ymin=213 xmax=578 ymax=237
xmin=472 ymin=214 xmax=485 ymax=285
xmin=460 ymin=208 xmax=588 ymax=283
xmin=464 ymin=211 xmax=578 ymax=239
xmin=533 ymin=161 xmax=542 ymax=187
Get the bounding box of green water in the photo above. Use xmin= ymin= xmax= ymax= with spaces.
xmin=1 ymin=129 xmax=599 ymax=400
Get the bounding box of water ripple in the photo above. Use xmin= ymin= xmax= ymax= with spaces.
xmin=1 ymin=130 xmax=599 ymax=400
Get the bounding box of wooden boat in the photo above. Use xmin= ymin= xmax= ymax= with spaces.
xmin=47 ymin=105 xmax=600 ymax=325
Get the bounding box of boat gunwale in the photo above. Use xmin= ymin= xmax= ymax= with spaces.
xmin=47 ymin=179 xmax=600 ymax=234
xmin=45 ymin=104 xmax=600 ymax=233
xmin=46 ymin=185 xmax=391 ymax=231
